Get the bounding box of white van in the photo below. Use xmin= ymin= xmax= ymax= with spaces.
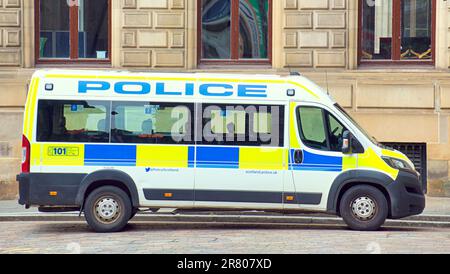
xmin=17 ymin=70 xmax=425 ymax=232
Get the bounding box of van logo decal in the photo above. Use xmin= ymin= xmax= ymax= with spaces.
xmin=78 ymin=81 xmax=267 ymax=98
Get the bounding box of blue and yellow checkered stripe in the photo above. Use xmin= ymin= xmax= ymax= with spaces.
xmin=33 ymin=144 xmax=288 ymax=170
xmin=33 ymin=144 xmax=343 ymax=172
xmin=288 ymin=150 xmax=343 ymax=172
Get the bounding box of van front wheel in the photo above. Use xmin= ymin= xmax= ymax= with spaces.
xmin=339 ymin=185 xmax=388 ymax=231
xmin=84 ymin=186 xmax=132 ymax=233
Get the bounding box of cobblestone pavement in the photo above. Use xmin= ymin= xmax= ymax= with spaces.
xmin=1 ymin=221 xmax=450 ymax=254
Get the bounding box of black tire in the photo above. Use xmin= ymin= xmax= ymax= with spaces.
xmin=339 ymin=185 xmax=388 ymax=231
xmin=84 ymin=186 xmax=132 ymax=233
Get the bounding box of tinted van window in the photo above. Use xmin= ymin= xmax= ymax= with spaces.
xmin=200 ymin=104 xmax=284 ymax=147
xmin=111 ymin=102 xmax=194 ymax=144
xmin=37 ymin=100 xmax=110 ymax=143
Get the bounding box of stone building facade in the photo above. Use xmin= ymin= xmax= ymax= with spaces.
xmin=1 ymin=0 xmax=450 ymax=199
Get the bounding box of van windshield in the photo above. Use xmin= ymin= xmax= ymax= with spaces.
xmin=334 ymin=103 xmax=380 ymax=146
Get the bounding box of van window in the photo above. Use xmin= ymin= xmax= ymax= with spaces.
xmin=327 ymin=112 xmax=346 ymax=152
xmin=200 ymin=104 xmax=284 ymax=147
xmin=297 ymin=107 xmax=328 ymax=150
xmin=111 ymin=102 xmax=194 ymax=144
xmin=37 ymin=100 xmax=110 ymax=143
xmin=297 ymin=106 xmax=348 ymax=152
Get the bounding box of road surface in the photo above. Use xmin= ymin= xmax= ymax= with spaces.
xmin=1 ymin=221 xmax=450 ymax=254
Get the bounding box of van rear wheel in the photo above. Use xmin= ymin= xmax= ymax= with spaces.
xmin=339 ymin=185 xmax=388 ymax=231
xmin=84 ymin=186 xmax=132 ymax=233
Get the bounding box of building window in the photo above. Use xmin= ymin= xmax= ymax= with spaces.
xmin=359 ymin=0 xmax=435 ymax=65
xmin=198 ymin=0 xmax=272 ymax=65
xmin=35 ymin=0 xmax=111 ymax=64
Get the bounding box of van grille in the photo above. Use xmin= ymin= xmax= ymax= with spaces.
xmin=382 ymin=143 xmax=427 ymax=193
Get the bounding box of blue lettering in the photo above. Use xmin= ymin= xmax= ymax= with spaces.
xmin=199 ymin=84 xmax=233 ymax=97
xmin=114 ymin=82 xmax=150 ymax=95
xmin=156 ymin=83 xmax=187 ymax=96
xmin=185 ymin=83 xmax=195 ymax=96
xmin=238 ymin=85 xmax=267 ymax=98
xmin=78 ymin=80 xmax=269 ymax=98
xmin=79 ymin=81 xmax=110 ymax=93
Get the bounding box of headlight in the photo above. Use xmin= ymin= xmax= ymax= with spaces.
xmin=382 ymin=156 xmax=413 ymax=171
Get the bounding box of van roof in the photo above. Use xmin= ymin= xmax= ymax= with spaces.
xmin=34 ymin=69 xmax=293 ymax=80
xmin=31 ymin=69 xmax=334 ymax=104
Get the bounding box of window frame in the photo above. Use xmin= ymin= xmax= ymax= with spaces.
xmin=34 ymin=0 xmax=112 ymax=65
xmin=196 ymin=0 xmax=273 ymax=66
xmin=358 ymin=0 xmax=436 ymax=66
xmin=296 ymin=106 xmax=348 ymax=153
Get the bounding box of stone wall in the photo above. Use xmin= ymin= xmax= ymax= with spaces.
xmin=282 ymin=0 xmax=347 ymax=68
xmin=0 ymin=1 xmax=27 ymax=199
xmin=0 ymin=0 xmax=21 ymax=66
xmin=0 ymin=110 xmax=23 ymax=199
xmin=120 ymin=0 xmax=187 ymax=68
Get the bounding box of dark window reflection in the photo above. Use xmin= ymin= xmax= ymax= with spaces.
xmin=361 ymin=0 xmax=393 ymax=60
xmin=201 ymin=0 xmax=231 ymax=59
xmin=111 ymin=102 xmax=194 ymax=145
xmin=201 ymin=0 xmax=269 ymax=60
xmin=239 ymin=0 xmax=268 ymax=59
xmin=401 ymin=0 xmax=432 ymax=60
xmin=37 ymin=100 xmax=110 ymax=143
xmin=39 ymin=0 xmax=70 ymax=58
xmin=79 ymin=0 xmax=109 ymax=59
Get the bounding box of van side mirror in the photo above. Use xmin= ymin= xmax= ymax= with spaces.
xmin=342 ymin=131 xmax=352 ymax=154
xmin=342 ymin=130 xmax=365 ymax=154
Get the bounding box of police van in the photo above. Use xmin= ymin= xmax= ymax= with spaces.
xmin=17 ymin=70 xmax=425 ymax=232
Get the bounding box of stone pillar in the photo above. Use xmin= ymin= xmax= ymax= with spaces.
xmin=120 ymin=0 xmax=187 ymax=68
xmin=0 ymin=0 xmax=22 ymax=66
xmin=282 ymin=0 xmax=348 ymax=68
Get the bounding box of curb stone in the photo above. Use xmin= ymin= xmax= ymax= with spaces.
xmin=1 ymin=213 xmax=450 ymax=228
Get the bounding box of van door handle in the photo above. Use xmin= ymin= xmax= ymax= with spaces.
xmin=294 ymin=150 xmax=303 ymax=164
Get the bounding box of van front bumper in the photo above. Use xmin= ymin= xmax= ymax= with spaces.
xmin=387 ymin=170 xmax=425 ymax=219
xmin=17 ymin=173 xmax=86 ymax=207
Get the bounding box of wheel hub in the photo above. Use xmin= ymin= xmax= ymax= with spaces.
xmin=95 ymin=197 xmax=120 ymax=223
xmin=351 ymin=196 xmax=376 ymax=221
